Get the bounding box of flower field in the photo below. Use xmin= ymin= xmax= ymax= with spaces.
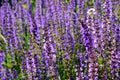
xmin=0 ymin=0 xmax=120 ymax=80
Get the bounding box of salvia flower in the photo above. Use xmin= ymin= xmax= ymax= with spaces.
xmin=0 ymin=0 xmax=119 ymax=80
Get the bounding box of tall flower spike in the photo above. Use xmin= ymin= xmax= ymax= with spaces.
xmin=0 ymin=50 xmax=5 ymax=79
xmin=81 ymin=18 xmax=98 ymax=80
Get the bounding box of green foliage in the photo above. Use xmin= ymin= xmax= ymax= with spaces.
xmin=66 ymin=0 xmax=70 ymax=3
xmin=98 ymin=56 xmax=103 ymax=64
xmin=117 ymin=8 xmax=120 ymax=19
xmin=15 ymin=73 xmax=25 ymax=80
xmin=22 ymin=4 xmax=27 ymax=9
xmin=0 ymin=34 xmax=7 ymax=51
xmin=30 ymin=0 xmax=36 ymax=13
xmin=0 ymin=41 xmax=6 ymax=51
xmin=57 ymin=50 xmax=69 ymax=80
xmin=68 ymin=60 xmax=76 ymax=79
xmin=84 ymin=0 xmax=94 ymax=8
xmin=84 ymin=2 xmax=87 ymax=9
xmin=13 ymin=50 xmax=24 ymax=79
xmin=21 ymin=33 xmax=30 ymax=49
xmin=74 ymin=42 xmax=86 ymax=53
xmin=101 ymin=10 xmax=105 ymax=15
xmin=88 ymin=0 xmax=94 ymax=8
xmin=74 ymin=5 xmax=79 ymax=12
xmin=14 ymin=51 xmax=22 ymax=73
xmin=0 ymin=34 xmax=6 ymax=43
xmin=2 ymin=53 xmax=12 ymax=68
xmin=74 ymin=42 xmax=80 ymax=51
xmin=58 ymin=59 xmax=66 ymax=79
xmin=57 ymin=49 xmax=78 ymax=80
xmin=2 ymin=50 xmax=23 ymax=79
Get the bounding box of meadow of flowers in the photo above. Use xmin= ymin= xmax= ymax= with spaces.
xmin=0 ymin=0 xmax=120 ymax=80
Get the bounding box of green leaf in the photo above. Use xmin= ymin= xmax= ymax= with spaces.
xmin=30 ymin=0 xmax=36 ymax=13
xmin=2 ymin=53 xmax=12 ymax=68
xmin=74 ymin=42 xmax=86 ymax=53
xmin=98 ymin=56 xmax=103 ymax=64
xmin=30 ymin=0 xmax=34 ymax=3
xmin=0 ymin=34 xmax=7 ymax=51
xmin=16 ymin=73 xmax=25 ymax=80
xmin=6 ymin=54 xmax=12 ymax=68
xmin=6 ymin=53 xmax=12 ymax=61
xmin=74 ymin=5 xmax=79 ymax=12
xmin=84 ymin=2 xmax=87 ymax=9
xmin=22 ymin=4 xmax=27 ymax=9
xmin=0 ymin=34 xmax=6 ymax=43
xmin=66 ymin=0 xmax=70 ymax=3
xmin=21 ymin=33 xmax=30 ymax=49
xmin=2 ymin=61 xmax=7 ymax=67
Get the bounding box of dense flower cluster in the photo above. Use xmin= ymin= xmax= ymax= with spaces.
xmin=0 ymin=0 xmax=120 ymax=80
